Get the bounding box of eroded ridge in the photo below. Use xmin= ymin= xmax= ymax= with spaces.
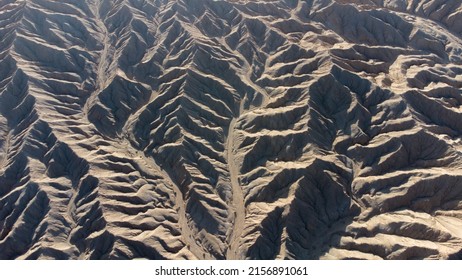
xmin=1 ymin=0 xmax=462 ymax=259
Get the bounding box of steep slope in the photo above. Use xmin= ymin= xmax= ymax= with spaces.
xmin=0 ymin=0 xmax=462 ymax=259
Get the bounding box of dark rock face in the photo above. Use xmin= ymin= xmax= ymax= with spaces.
xmin=0 ymin=0 xmax=462 ymax=260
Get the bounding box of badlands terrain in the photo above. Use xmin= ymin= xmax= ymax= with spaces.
xmin=1 ymin=0 xmax=462 ymax=259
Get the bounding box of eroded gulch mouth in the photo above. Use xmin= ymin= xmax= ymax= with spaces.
xmin=0 ymin=0 xmax=462 ymax=260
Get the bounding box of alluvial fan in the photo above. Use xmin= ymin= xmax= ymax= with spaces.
xmin=1 ymin=0 xmax=462 ymax=260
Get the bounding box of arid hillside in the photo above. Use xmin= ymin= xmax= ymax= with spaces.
xmin=1 ymin=0 xmax=462 ymax=259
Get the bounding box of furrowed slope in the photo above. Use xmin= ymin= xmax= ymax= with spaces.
xmin=0 ymin=0 xmax=462 ymax=259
